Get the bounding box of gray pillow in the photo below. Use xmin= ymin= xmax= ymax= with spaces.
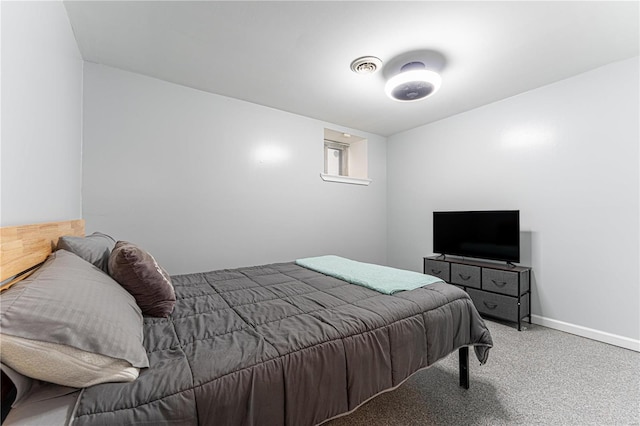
xmin=1 ymin=363 xmax=34 ymax=407
xmin=57 ymin=232 xmax=115 ymax=272
xmin=0 ymin=250 xmax=149 ymax=387
xmin=0 ymin=363 xmax=76 ymax=408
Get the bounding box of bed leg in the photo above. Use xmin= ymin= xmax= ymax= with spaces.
xmin=459 ymin=346 xmax=469 ymax=389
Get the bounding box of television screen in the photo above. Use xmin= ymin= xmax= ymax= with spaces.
xmin=433 ymin=210 xmax=520 ymax=263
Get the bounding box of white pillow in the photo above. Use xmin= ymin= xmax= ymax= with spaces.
xmin=1 ymin=334 xmax=139 ymax=388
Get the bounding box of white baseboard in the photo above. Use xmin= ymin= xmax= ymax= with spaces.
xmin=530 ymin=315 xmax=640 ymax=352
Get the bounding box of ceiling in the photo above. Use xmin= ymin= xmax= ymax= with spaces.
xmin=64 ymin=1 xmax=639 ymax=137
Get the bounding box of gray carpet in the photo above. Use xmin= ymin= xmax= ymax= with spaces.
xmin=326 ymin=320 xmax=640 ymax=425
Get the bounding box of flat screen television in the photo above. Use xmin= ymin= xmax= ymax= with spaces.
xmin=433 ymin=210 xmax=520 ymax=263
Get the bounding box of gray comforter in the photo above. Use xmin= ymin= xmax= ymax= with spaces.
xmin=72 ymin=262 xmax=493 ymax=425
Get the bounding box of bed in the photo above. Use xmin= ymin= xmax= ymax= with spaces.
xmin=0 ymin=220 xmax=493 ymax=425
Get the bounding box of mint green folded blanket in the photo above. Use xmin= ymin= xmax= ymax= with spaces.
xmin=295 ymin=255 xmax=443 ymax=295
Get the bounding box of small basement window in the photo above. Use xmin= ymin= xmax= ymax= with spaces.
xmin=321 ymin=128 xmax=372 ymax=186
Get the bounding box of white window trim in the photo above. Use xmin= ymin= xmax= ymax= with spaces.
xmin=319 ymin=173 xmax=372 ymax=186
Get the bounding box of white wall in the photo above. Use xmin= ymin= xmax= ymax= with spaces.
xmin=387 ymin=57 xmax=639 ymax=346
xmin=82 ymin=63 xmax=387 ymax=274
xmin=0 ymin=1 xmax=83 ymax=226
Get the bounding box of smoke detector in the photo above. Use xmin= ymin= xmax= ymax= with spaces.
xmin=350 ymin=56 xmax=382 ymax=74
xmin=385 ymin=61 xmax=441 ymax=102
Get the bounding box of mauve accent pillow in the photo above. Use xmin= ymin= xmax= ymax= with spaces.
xmin=108 ymin=241 xmax=176 ymax=317
xmin=57 ymin=232 xmax=115 ymax=272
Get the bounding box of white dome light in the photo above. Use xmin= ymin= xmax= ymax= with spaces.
xmin=385 ymin=62 xmax=442 ymax=102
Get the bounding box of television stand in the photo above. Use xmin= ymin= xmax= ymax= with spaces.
xmin=423 ymin=256 xmax=531 ymax=331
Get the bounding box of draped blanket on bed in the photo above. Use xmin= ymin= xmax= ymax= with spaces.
xmin=71 ymin=261 xmax=493 ymax=426
xmin=295 ymin=255 xmax=444 ymax=294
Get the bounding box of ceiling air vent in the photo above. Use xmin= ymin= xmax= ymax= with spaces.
xmin=350 ymin=56 xmax=382 ymax=74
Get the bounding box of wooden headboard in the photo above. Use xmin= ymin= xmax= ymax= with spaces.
xmin=0 ymin=219 xmax=85 ymax=291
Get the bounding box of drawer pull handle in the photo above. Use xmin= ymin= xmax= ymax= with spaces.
xmin=491 ymin=279 xmax=507 ymax=287
xmin=459 ymin=274 xmax=471 ymax=281
xmin=431 ymin=269 xmax=442 ymax=275
xmin=483 ymin=301 xmax=498 ymax=310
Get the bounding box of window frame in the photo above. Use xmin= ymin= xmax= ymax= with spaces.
xmin=324 ymin=139 xmax=349 ymax=176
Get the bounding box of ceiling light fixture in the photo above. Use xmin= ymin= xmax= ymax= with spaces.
xmin=350 ymin=56 xmax=382 ymax=74
xmin=384 ymin=61 xmax=441 ymax=102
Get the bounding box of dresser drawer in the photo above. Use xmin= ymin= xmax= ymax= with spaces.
xmin=482 ymin=269 xmax=520 ymax=296
xmin=468 ymin=289 xmax=529 ymax=323
xmin=450 ymin=263 xmax=481 ymax=289
xmin=424 ymin=259 xmax=449 ymax=282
